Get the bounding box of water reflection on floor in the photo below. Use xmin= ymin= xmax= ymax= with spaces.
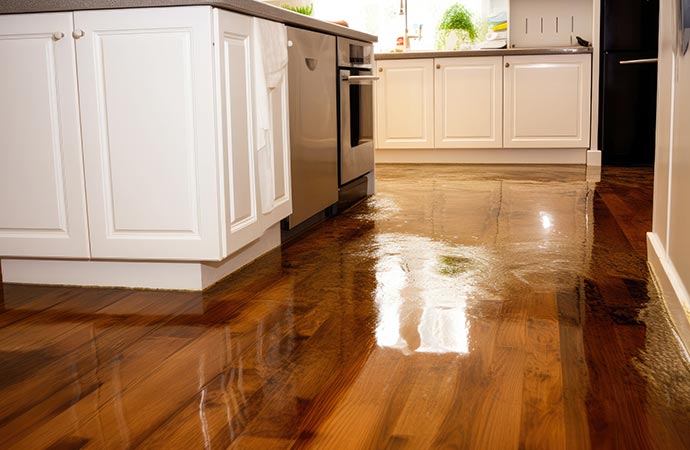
xmin=1 ymin=165 xmax=689 ymax=449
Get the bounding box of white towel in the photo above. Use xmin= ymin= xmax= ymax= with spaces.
xmin=253 ymin=18 xmax=288 ymax=214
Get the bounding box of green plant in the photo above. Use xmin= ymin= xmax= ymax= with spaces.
xmin=436 ymin=3 xmax=478 ymax=50
xmin=282 ymin=3 xmax=314 ymax=16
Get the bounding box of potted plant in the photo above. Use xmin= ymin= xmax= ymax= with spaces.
xmin=281 ymin=2 xmax=314 ymax=16
xmin=436 ymin=3 xmax=479 ymax=50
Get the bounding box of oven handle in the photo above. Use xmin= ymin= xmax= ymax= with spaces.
xmin=341 ymin=75 xmax=380 ymax=82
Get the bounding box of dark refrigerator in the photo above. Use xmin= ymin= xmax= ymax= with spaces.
xmin=599 ymin=0 xmax=659 ymax=166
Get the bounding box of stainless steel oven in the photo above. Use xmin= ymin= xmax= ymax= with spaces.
xmin=337 ymin=38 xmax=376 ymax=186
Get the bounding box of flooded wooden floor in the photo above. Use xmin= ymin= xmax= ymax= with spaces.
xmin=0 ymin=165 xmax=689 ymax=449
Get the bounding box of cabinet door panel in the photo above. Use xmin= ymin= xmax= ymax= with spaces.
xmin=0 ymin=13 xmax=90 ymax=258
xmin=215 ymin=9 xmax=262 ymax=256
xmin=75 ymin=7 xmax=221 ymax=260
xmin=376 ymin=59 xmax=434 ymax=149
xmin=435 ymin=57 xmax=503 ymax=148
xmin=262 ymin=72 xmax=293 ymax=228
xmin=504 ymin=54 xmax=591 ymax=148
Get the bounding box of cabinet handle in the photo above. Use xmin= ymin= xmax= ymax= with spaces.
xmin=72 ymin=29 xmax=85 ymax=39
xmin=436 ymin=64 xmax=441 ymax=69
xmin=505 ymin=62 xmax=510 ymax=68
xmin=378 ymin=67 xmax=383 ymax=72
xmin=52 ymin=31 xmax=65 ymax=41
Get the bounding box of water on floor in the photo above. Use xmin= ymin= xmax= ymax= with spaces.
xmin=0 ymin=165 xmax=689 ymax=449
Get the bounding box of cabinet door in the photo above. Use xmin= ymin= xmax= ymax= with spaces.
xmin=261 ymin=71 xmax=293 ymax=229
xmin=215 ymin=10 xmax=262 ymax=256
xmin=75 ymin=7 xmax=222 ymax=261
xmin=375 ymin=59 xmax=434 ymax=149
xmin=435 ymin=56 xmax=503 ymax=148
xmin=504 ymin=54 xmax=592 ymax=148
xmin=0 ymin=13 xmax=90 ymax=258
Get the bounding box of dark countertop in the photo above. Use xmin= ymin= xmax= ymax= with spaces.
xmin=0 ymin=0 xmax=378 ymax=43
xmin=375 ymin=47 xmax=593 ymax=60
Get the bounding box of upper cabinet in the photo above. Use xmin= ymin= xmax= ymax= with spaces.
xmin=375 ymin=58 xmax=434 ymax=149
xmin=504 ymin=54 xmax=592 ymax=148
xmin=435 ymin=56 xmax=503 ymax=148
xmin=0 ymin=7 xmax=292 ymax=262
xmin=75 ymin=7 xmax=222 ymax=260
xmin=0 ymin=13 xmax=90 ymax=258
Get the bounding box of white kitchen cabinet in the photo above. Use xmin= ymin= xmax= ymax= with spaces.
xmin=262 ymin=73 xmax=293 ymax=228
xmin=215 ymin=10 xmax=291 ymax=256
xmin=0 ymin=7 xmax=291 ymax=263
xmin=259 ymin=71 xmax=292 ymax=232
xmin=375 ymin=58 xmax=434 ymax=149
xmin=212 ymin=10 xmax=292 ymax=257
xmin=434 ymin=56 xmax=503 ymax=148
xmin=75 ymin=7 xmax=222 ymax=261
xmin=504 ymin=54 xmax=592 ymax=148
xmin=0 ymin=13 xmax=90 ymax=258
xmin=215 ymin=10 xmax=262 ymax=256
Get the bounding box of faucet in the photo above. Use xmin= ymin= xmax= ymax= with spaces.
xmin=399 ymin=0 xmax=422 ymax=50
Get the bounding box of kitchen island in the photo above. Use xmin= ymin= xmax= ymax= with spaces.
xmin=0 ymin=2 xmax=375 ymax=290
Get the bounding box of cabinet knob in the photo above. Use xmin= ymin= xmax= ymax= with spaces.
xmin=436 ymin=64 xmax=441 ymax=69
xmin=505 ymin=62 xmax=510 ymax=68
xmin=287 ymin=40 xmax=293 ymax=48
xmin=52 ymin=31 xmax=65 ymax=41
xmin=72 ymin=29 xmax=85 ymax=39
xmin=378 ymin=67 xmax=383 ymax=72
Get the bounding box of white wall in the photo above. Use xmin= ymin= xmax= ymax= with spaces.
xmin=509 ymin=0 xmax=593 ymax=47
xmin=649 ymin=0 xmax=690 ymax=327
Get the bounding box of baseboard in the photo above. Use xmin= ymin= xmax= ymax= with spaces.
xmin=0 ymin=225 xmax=281 ymax=291
xmin=647 ymin=232 xmax=690 ymax=355
xmin=375 ymin=148 xmax=587 ymax=164
xmin=587 ymin=149 xmax=602 ymax=166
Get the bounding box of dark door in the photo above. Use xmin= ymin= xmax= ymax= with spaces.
xmin=600 ymin=51 xmax=658 ymax=166
xmin=601 ymin=0 xmax=659 ymax=52
xmin=599 ymin=0 xmax=659 ymax=166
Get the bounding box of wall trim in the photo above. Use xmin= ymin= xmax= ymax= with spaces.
xmin=586 ymin=149 xmax=602 ymax=166
xmin=647 ymin=232 xmax=690 ymax=354
xmin=375 ymin=148 xmax=587 ymax=164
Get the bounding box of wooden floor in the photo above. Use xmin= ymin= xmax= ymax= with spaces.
xmin=1 ymin=165 xmax=689 ymax=450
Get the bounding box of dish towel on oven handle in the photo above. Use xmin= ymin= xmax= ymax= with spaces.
xmin=253 ymin=18 xmax=288 ymax=215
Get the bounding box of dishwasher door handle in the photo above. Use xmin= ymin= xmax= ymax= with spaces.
xmin=342 ymin=75 xmax=380 ymax=82
xmin=619 ymin=58 xmax=658 ymax=65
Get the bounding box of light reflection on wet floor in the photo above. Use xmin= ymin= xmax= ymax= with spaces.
xmin=1 ymin=164 xmax=689 ymax=449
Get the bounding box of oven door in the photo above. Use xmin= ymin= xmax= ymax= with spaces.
xmin=339 ymin=68 xmax=377 ymax=186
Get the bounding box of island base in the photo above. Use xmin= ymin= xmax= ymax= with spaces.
xmin=0 ymin=225 xmax=281 ymax=291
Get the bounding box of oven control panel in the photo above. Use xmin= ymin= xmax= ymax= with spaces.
xmin=337 ymin=37 xmax=373 ymax=69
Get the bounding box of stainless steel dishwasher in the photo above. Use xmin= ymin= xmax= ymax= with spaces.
xmin=285 ymin=27 xmax=338 ymax=229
